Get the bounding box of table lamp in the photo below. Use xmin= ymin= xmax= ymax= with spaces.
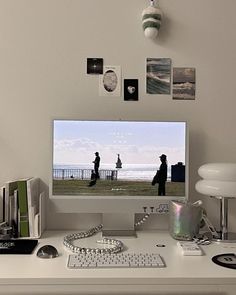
xmin=195 ymin=163 xmax=236 ymax=242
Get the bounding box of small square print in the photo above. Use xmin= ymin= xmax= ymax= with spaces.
xmin=124 ymin=79 xmax=139 ymax=101
xmin=173 ymin=67 xmax=196 ymax=100
xmin=87 ymin=58 xmax=103 ymax=74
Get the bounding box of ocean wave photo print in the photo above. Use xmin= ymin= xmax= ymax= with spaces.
xmin=146 ymin=58 xmax=171 ymax=94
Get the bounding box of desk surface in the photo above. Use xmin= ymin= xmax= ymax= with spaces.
xmin=1 ymin=230 xmax=236 ymax=294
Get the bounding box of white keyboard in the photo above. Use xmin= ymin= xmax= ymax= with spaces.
xmin=67 ymin=253 xmax=165 ymax=269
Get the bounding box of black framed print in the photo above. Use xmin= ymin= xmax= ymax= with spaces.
xmin=124 ymin=79 xmax=139 ymax=101
xmin=87 ymin=58 xmax=103 ymax=74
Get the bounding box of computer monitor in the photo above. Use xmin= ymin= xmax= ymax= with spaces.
xmin=50 ymin=120 xmax=188 ymax=236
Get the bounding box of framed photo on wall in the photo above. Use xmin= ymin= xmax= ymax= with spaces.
xmin=99 ymin=66 xmax=121 ymax=96
xmin=87 ymin=58 xmax=103 ymax=74
xmin=146 ymin=58 xmax=171 ymax=94
xmin=173 ymin=67 xmax=196 ymax=100
xmin=124 ymin=79 xmax=139 ymax=101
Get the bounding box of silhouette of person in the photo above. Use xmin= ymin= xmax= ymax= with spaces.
xmin=116 ymin=154 xmax=122 ymax=169
xmin=158 ymin=154 xmax=167 ymax=196
xmin=93 ymin=152 xmax=100 ymax=179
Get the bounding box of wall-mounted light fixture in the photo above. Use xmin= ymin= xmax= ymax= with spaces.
xmin=142 ymin=0 xmax=163 ymax=39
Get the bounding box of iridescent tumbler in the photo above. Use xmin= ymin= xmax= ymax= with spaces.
xmin=169 ymin=200 xmax=203 ymax=240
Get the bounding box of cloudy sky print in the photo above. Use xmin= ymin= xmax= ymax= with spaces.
xmin=173 ymin=67 xmax=196 ymax=100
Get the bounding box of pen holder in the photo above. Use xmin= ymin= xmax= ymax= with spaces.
xmin=169 ymin=200 xmax=203 ymax=241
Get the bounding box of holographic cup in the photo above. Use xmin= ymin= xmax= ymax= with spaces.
xmin=169 ymin=200 xmax=203 ymax=241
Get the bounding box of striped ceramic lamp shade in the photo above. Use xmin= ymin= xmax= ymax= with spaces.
xmin=142 ymin=0 xmax=162 ymax=39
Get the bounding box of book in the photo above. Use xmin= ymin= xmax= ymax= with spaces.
xmin=34 ymin=192 xmax=46 ymax=238
xmin=4 ymin=181 xmax=18 ymax=225
xmin=8 ymin=190 xmax=19 ymax=237
xmin=26 ymin=178 xmax=40 ymax=237
xmin=17 ymin=178 xmax=32 ymax=237
xmin=0 ymin=186 xmax=5 ymax=222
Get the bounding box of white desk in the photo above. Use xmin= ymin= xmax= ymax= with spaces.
xmin=0 ymin=230 xmax=236 ymax=294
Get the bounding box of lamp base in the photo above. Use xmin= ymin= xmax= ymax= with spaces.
xmin=213 ymin=232 xmax=236 ymax=243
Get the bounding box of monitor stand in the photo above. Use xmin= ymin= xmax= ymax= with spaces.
xmin=102 ymin=213 xmax=136 ymax=237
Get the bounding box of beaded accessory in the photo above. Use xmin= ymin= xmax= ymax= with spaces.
xmin=63 ymin=214 xmax=150 ymax=254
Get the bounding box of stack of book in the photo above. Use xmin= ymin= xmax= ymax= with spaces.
xmin=0 ymin=177 xmax=45 ymax=238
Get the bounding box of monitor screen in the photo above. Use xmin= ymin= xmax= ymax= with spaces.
xmin=52 ymin=120 xmax=187 ymax=198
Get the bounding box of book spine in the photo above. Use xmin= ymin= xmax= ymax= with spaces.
xmin=26 ymin=178 xmax=39 ymax=237
xmin=4 ymin=182 xmax=18 ymax=225
xmin=12 ymin=189 xmax=19 ymax=238
xmin=17 ymin=181 xmax=29 ymax=237
xmin=0 ymin=186 xmax=5 ymax=223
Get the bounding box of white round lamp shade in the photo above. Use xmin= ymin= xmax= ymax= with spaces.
xmin=198 ymin=163 xmax=236 ymax=181
xmin=196 ymin=180 xmax=236 ymax=198
xmin=196 ymin=163 xmax=236 ymax=198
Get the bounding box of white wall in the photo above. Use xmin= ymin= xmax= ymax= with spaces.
xmin=0 ymin=0 xmax=236 ymax=230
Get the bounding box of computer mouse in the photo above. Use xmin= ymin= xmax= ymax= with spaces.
xmin=36 ymin=245 xmax=59 ymax=259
